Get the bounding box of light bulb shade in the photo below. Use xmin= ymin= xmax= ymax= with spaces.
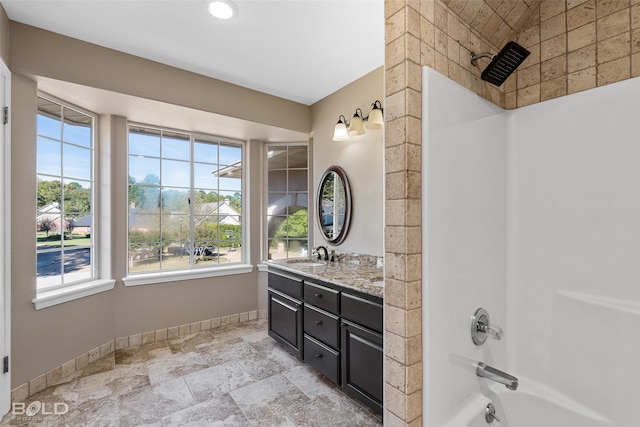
xmin=367 ymin=104 xmax=384 ymax=129
xmin=348 ymin=115 xmax=365 ymax=136
xmin=332 ymin=117 xmax=349 ymax=141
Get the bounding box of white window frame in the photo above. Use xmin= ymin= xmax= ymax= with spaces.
xmin=123 ymin=123 xmax=252 ymax=287
xmin=263 ymin=141 xmax=311 ymax=262
xmin=33 ymin=93 xmax=114 ymax=310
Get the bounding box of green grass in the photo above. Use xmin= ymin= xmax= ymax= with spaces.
xmin=36 ymin=232 xmax=91 ymax=248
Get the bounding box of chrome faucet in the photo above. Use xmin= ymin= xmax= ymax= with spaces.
xmin=476 ymin=362 xmax=518 ymax=391
xmin=313 ymin=246 xmax=329 ymax=261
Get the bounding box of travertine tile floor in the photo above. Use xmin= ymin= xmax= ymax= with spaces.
xmin=0 ymin=319 xmax=382 ymax=426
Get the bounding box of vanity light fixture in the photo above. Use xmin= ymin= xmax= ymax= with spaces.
xmin=208 ymin=0 xmax=238 ymax=20
xmin=332 ymin=115 xmax=350 ymax=142
xmin=332 ymin=100 xmax=384 ymax=142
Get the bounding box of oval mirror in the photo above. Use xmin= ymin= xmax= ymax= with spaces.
xmin=317 ymin=165 xmax=351 ymax=245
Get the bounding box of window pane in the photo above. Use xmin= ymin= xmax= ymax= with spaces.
xmin=288 ymin=146 xmax=308 ymax=168
xmin=219 ymin=145 xmax=242 ymax=165
xmin=288 ymin=170 xmax=307 ymax=192
xmin=128 ymin=243 xmax=160 ymax=273
xmin=161 ymin=188 xmax=190 ymax=213
xmin=267 ymin=148 xmax=287 ymax=169
xmin=37 ymin=98 xmax=62 ymax=140
xmin=194 ymin=141 xmax=218 ymax=164
xmin=37 ymin=138 xmax=62 ymax=176
xmin=194 ymin=162 xmax=217 ymax=189
xmin=129 ymin=156 xmax=160 ymax=185
xmin=219 ymin=176 xmax=241 ymax=192
xmin=37 ymin=249 xmax=62 ymax=288
xmin=162 ymin=131 xmax=190 ymax=161
xmin=268 ymin=170 xmax=286 ymax=191
xmin=37 ymin=177 xmax=62 ymax=210
xmin=289 ymin=194 xmax=309 ymax=213
xmin=63 ymin=144 xmax=91 ymax=181
xmin=63 ymin=179 xmax=92 ymax=217
xmin=129 ymin=185 xmax=160 ymax=211
xmin=63 ymin=107 xmax=92 ymax=147
xmin=128 ymin=214 xmax=160 ymax=242
xmin=63 ymin=247 xmax=92 ymax=282
xmin=162 ymin=159 xmax=190 ymax=188
xmin=129 ymin=127 xmax=161 ymax=157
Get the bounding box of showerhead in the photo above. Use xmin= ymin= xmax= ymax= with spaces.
xmin=470 ymin=41 xmax=530 ymax=86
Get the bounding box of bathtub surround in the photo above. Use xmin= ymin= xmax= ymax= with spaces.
xmin=422 ymin=67 xmax=640 ymax=426
xmin=10 ymin=310 xmax=265 ymax=403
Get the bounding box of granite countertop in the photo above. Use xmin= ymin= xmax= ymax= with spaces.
xmin=266 ymin=254 xmax=384 ymax=299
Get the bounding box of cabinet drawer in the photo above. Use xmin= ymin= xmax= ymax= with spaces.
xmin=304 ymin=305 xmax=339 ymax=349
xmin=303 ymin=335 xmax=339 ymax=384
xmin=304 ymin=281 xmax=339 ymax=314
xmin=269 ymin=272 xmax=302 ymax=300
xmin=341 ymin=293 xmax=383 ymax=333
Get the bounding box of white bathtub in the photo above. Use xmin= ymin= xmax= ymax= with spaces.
xmin=443 ymin=378 xmax=613 ymax=427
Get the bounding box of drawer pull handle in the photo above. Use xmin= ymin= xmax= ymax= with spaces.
xmin=314 ymin=293 xmax=323 ymax=298
xmin=315 ymin=320 xmax=323 ymax=326
xmin=315 ymin=353 xmax=323 ymax=359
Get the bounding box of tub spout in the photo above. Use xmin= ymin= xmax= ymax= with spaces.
xmin=476 ymin=362 xmax=518 ymax=391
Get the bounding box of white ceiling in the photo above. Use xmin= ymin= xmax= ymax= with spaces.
xmin=1 ymin=0 xmax=385 ymax=106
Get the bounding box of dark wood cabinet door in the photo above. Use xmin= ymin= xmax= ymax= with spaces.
xmin=341 ymin=320 xmax=383 ymax=413
xmin=268 ymin=290 xmax=303 ymax=359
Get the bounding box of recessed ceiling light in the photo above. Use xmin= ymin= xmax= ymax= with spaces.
xmin=208 ymin=0 xmax=238 ymax=20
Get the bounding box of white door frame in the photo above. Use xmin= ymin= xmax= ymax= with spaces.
xmin=0 ymin=56 xmax=11 ymax=417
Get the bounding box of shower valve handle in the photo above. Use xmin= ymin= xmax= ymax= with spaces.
xmin=478 ymin=322 xmax=503 ymax=341
xmin=471 ymin=308 xmax=503 ymax=345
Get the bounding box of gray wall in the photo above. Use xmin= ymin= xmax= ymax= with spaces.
xmin=310 ymin=68 xmax=385 ymax=256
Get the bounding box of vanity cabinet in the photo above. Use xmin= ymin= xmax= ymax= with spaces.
xmin=341 ymin=293 xmax=384 ymax=413
xmin=267 ymin=266 xmax=384 ymax=413
xmin=268 ymin=272 xmax=303 ymax=359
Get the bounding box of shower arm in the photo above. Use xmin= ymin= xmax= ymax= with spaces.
xmin=470 ymin=52 xmax=495 ymax=66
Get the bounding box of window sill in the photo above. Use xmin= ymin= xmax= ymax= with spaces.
xmin=33 ymin=279 xmax=116 ymax=310
xmin=123 ymin=263 xmax=254 ymax=287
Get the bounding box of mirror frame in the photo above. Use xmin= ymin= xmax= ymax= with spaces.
xmin=317 ymin=165 xmax=352 ymax=245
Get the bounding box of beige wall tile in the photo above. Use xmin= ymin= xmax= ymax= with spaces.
xmin=597 ymin=56 xmax=631 ymax=84
xmin=632 ymin=3 xmax=640 ymax=28
xmin=461 ymin=0 xmax=485 ymax=24
xmin=632 ymin=51 xmax=640 ymax=75
xmin=115 ymin=336 xmax=129 ymax=350
xmin=541 ymin=12 xmax=567 ymax=41
xmin=12 ymin=383 xmax=29 ymax=403
xmin=568 ymin=44 xmax=596 ymax=72
xmin=568 ymin=22 xmax=596 ymax=51
xmin=518 ymin=24 xmax=541 ymax=47
xmin=568 ymin=0 xmax=590 ymax=8
xmin=472 ymin=3 xmax=495 ymax=30
xmin=631 ymin=28 xmax=640 ymax=53
xmin=75 ymin=352 xmax=89 ymax=370
xmin=597 ymin=9 xmax=630 ymax=40
xmin=541 ymin=55 xmax=567 ymax=80
xmin=176 ymin=324 xmax=188 ymax=336
xmin=568 ymin=66 xmax=596 ymax=93
xmin=167 ymin=326 xmax=179 ymax=338
xmin=541 ymin=75 xmax=568 ymax=100
xmin=387 ymin=7 xmax=406 ymax=43
xmin=540 ymin=0 xmax=566 ymax=21
xmin=567 ymin=0 xmax=596 ymax=31
xmin=517 ymin=63 xmax=541 ymax=88
xmin=517 ymin=83 xmax=541 ymax=106
xmin=155 ymin=328 xmax=168 ymax=341
xmin=29 ymin=374 xmax=46 ymax=396
xmin=597 ymin=32 xmax=630 ymax=63
xmin=597 ymin=0 xmax=630 ymax=19
xmin=190 ymin=321 xmax=201 ymax=334
xmin=541 ymin=33 xmax=567 ymax=60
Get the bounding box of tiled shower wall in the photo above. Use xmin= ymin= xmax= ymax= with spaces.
xmin=510 ymin=0 xmax=640 ymax=107
xmin=384 ymin=0 xmax=640 ymax=425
